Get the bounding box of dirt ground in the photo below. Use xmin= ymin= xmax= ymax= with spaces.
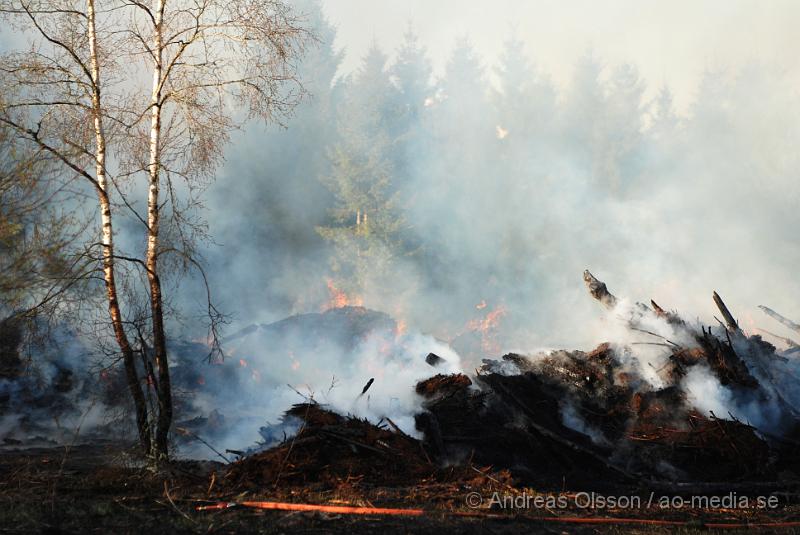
xmin=3 ymin=441 xmax=800 ymax=534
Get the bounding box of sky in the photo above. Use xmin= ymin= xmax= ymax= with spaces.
xmin=322 ymin=0 xmax=800 ymax=113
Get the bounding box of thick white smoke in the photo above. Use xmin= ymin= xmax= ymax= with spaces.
xmin=178 ymin=314 xmax=462 ymax=458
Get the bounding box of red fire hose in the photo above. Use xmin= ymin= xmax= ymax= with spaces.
xmin=196 ymin=500 xmax=800 ymax=529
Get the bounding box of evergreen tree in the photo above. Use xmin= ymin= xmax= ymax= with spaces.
xmin=388 ymin=24 xmax=434 ymax=247
xmin=649 ymin=84 xmax=679 ymax=138
xmin=391 ymin=24 xmax=433 ymax=134
xmin=317 ymin=43 xmax=406 ymax=301
xmin=562 ymin=55 xmax=645 ymax=194
xmin=438 ymin=37 xmax=490 ymax=122
xmin=640 ymin=84 xmax=681 ymax=187
xmin=491 ymin=33 xmax=557 ymax=211
xmin=561 ymin=52 xmax=606 ymax=184
xmin=493 ymin=33 xmax=555 ymax=141
xmin=602 ymin=63 xmax=646 ymax=193
xmin=490 ymin=34 xmax=557 ymax=304
xmin=408 ymin=38 xmax=496 ymax=314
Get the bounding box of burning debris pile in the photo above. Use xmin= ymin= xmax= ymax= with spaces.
xmin=0 ymin=304 xmax=459 ymax=453
xmin=172 ymin=305 xmax=460 ymax=456
xmin=418 ymin=271 xmax=800 ymax=484
xmin=0 ymin=319 xmax=114 ymax=445
xmin=224 ymin=271 xmax=800 ymax=491
xmin=223 ymin=401 xmax=515 ymax=505
xmin=415 ymin=272 xmax=800 ymax=485
xmin=5 ymin=269 xmax=800 ymax=492
xmin=225 ymin=403 xmax=437 ymax=490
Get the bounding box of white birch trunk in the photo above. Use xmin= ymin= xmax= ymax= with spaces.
xmin=146 ymin=0 xmax=172 ymax=459
xmin=87 ymin=0 xmax=151 ymax=453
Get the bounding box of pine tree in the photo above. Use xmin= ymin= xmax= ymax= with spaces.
xmin=317 ymin=43 xmax=405 ymax=301
xmin=562 ymin=55 xmax=645 ymax=193
xmin=493 ymin=34 xmax=555 ymax=141
xmin=391 ymin=25 xmax=433 ymax=134
xmin=650 ymin=85 xmax=679 ymax=138
xmin=409 ymin=38 xmax=494 ymax=297
xmin=602 ymin=63 xmax=646 ymax=193
xmin=561 ymin=52 xmax=606 ymax=181
xmin=388 ymin=24 xmax=434 ymax=243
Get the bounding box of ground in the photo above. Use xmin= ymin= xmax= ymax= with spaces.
xmin=2 ymin=441 xmax=800 ymax=534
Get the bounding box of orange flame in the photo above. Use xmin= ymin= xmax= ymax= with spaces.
xmin=467 ymin=304 xmax=508 ymax=353
xmin=394 ymin=319 xmax=407 ymax=338
xmin=476 ymin=300 xmax=487 ymax=310
xmin=467 ymin=305 xmax=506 ymax=332
xmin=323 ymin=278 xmax=363 ymax=310
xmin=239 ymin=358 xmax=247 ymax=368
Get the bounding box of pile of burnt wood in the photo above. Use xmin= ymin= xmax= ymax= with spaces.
xmin=225 ymin=271 xmax=800 ymax=490
xmin=416 ymin=271 xmax=800 ymax=487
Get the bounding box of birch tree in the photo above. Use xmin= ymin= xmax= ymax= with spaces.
xmin=0 ymin=0 xmax=306 ymax=460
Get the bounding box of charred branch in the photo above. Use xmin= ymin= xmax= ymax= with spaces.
xmin=756 ymin=328 xmax=800 ymax=351
xmin=759 ymin=305 xmax=800 ymax=335
xmin=713 ymin=291 xmax=740 ymax=333
xmin=583 ymin=270 xmax=617 ymax=309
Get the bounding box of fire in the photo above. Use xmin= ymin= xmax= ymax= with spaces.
xmin=495 ymin=125 xmax=509 ymax=139
xmin=239 ymin=358 xmax=247 ymax=367
xmin=467 ymin=304 xmax=508 ymax=352
xmin=197 ymin=376 xmax=205 ymax=385
xmin=394 ymin=319 xmax=407 ymax=338
xmin=467 ymin=304 xmax=507 ymax=332
xmin=476 ymin=300 xmax=487 ymax=310
xmin=323 ymin=278 xmax=363 ymax=310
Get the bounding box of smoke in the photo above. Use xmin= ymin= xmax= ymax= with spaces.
xmin=198 ymin=8 xmax=800 ymax=364
xmin=568 ymin=293 xmax=797 ymax=436
xmin=3 ymin=1 xmax=800 ymax=455
xmin=172 ymin=3 xmax=800 ymax=452
xmin=176 ymin=307 xmax=461 ymax=458
xmin=0 ymin=323 xmax=122 ymax=445
xmin=682 ymin=366 xmax=751 ymax=425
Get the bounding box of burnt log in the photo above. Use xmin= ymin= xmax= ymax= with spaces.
xmin=713 ymin=291 xmax=740 ymax=333
xmin=425 ymin=352 xmax=444 ymax=367
xmin=583 ymin=270 xmax=617 ymax=309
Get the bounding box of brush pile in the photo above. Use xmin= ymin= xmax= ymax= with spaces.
xmin=225 ymin=403 xmax=434 ymax=489
xmin=226 ymin=271 xmax=800 ymax=491
xmin=223 ymin=402 xmax=514 ymax=498
xmin=416 ymin=272 xmax=800 ymax=485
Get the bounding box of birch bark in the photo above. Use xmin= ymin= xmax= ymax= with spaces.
xmin=145 ymin=0 xmax=172 ymax=460
xmin=87 ymin=0 xmax=151 ymax=453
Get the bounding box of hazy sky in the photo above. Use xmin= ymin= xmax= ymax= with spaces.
xmin=323 ymin=0 xmax=800 ymax=113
